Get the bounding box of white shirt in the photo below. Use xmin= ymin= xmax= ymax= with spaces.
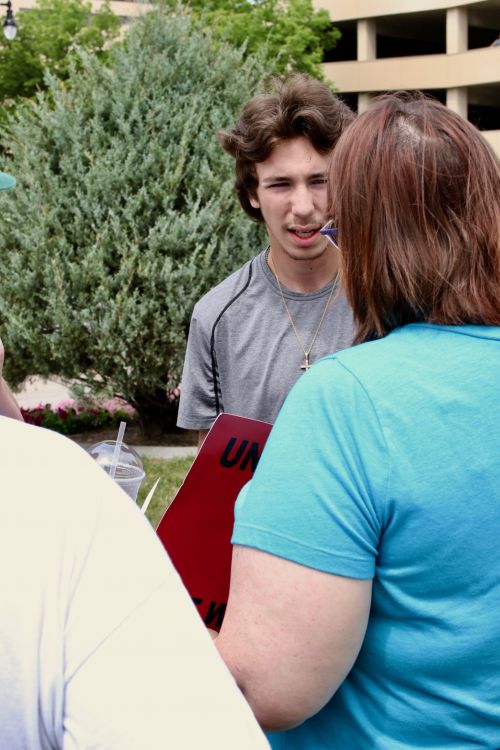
xmin=0 ymin=417 xmax=269 ymax=749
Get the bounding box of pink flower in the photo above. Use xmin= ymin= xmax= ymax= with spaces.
xmin=54 ymin=399 xmax=78 ymax=414
xmin=101 ymin=397 xmax=136 ymax=417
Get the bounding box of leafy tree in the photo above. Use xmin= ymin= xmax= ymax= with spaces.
xmin=0 ymin=8 xmax=267 ymax=434
xmin=168 ymin=0 xmax=341 ymax=79
xmin=0 ymin=0 xmax=120 ymax=103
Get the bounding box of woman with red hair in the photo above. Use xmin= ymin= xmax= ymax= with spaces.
xmin=215 ymin=93 xmax=500 ymax=750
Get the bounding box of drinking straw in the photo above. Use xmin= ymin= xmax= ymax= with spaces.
xmin=109 ymin=420 xmax=127 ymax=480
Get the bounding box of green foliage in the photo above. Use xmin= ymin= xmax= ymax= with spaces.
xmin=0 ymin=0 xmax=120 ymax=109
xmin=165 ymin=0 xmax=340 ymax=79
xmin=139 ymin=455 xmax=193 ymax=527
xmin=0 ymin=9 xmax=267 ymax=433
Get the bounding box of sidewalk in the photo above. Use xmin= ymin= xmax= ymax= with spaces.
xmin=15 ymin=376 xmax=71 ymax=409
xmin=14 ymin=377 xmax=196 ymax=460
xmin=134 ymin=445 xmax=196 ymax=459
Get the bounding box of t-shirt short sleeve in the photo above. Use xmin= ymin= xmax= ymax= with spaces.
xmin=177 ymin=303 xmax=218 ymax=430
xmin=232 ymin=357 xmax=389 ymax=579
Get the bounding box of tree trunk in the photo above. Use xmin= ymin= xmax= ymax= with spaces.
xmin=133 ymin=387 xmax=180 ymax=439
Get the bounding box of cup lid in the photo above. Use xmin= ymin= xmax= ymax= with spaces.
xmin=87 ymin=439 xmax=144 ymax=475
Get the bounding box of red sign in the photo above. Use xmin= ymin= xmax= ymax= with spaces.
xmin=156 ymin=413 xmax=272 ymax=630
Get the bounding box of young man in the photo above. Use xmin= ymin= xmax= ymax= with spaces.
xmin=177 ymin=75 xmax=356 ymax=446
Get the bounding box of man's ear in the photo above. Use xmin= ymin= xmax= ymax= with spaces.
xmin=249 ymin=193 xmax=260 ymax=210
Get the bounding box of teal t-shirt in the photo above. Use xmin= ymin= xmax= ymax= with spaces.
xmin=233 ymin=324 xmax=500 ymax=749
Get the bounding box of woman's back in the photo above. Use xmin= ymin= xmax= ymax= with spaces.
xmin=322 ymin=323 xmax=500 ymax=748
xmin=258 ymin=322 xmax=500 ymax=749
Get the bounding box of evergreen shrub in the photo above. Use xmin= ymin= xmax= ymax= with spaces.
xmin=0 ymin=8 xmax=267 ymax=434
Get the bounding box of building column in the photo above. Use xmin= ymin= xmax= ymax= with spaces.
xmin=446 ymin=7 xmax=467 ymax=54
xmin=357 ymin=19 xmax=376 ymax=61
xmin=358 ymin=93 xmax=374 ymax=113
xmin=357 ymin=19 xmax=376 ymax=114
xmin=446 ymin=9 xmax=468 ymax=119
xmin=447 ymin=87 xmax=468 ymax=118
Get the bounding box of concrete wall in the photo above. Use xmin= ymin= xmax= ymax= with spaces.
xmin=314 ymin=0 xmax=491 ymax=23
xmin=323 ymin=46 xmax=500 ymax=92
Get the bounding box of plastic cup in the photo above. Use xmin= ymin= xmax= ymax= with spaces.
xmin=87 ymin=440 xmax=145 ymax=502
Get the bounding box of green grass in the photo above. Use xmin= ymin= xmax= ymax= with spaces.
xmin=137 ymin=455 xmax=194 ymax=528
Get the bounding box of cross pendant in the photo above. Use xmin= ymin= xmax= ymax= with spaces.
xmin=300 ymin=354 xmax=310 ymax=371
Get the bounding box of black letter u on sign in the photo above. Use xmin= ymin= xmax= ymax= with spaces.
xmin=220 ymin=438 xmax=248 ymax=468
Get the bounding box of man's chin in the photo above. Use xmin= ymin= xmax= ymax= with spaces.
xmin=282 ymin=243 xmax=330 ymax=263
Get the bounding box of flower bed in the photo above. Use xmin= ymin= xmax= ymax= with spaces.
xmin=21 ymin=397 xmax=137 ymax=436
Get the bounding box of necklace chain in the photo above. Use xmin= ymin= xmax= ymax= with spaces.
xmin=268 ymin=251 xmax=337 ymax=370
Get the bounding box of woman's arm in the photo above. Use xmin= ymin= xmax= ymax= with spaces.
xmin=0 ymin=338 xmax=23 ymax=421
xmin=215 ymin=545 xmax=372 ymax=732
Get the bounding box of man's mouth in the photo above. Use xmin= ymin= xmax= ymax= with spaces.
xmin=288 ymin=227 xmax=319 ymax=239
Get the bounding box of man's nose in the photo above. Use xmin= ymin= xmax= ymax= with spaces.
xmin=291 ymin=184 xmax=315 ymax=218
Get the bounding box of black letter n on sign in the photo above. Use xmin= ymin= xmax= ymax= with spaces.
xmin=239 ymin=441 xmax=260 ymax=472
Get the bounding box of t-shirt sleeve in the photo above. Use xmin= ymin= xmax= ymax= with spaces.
xmin=232 ymin=357 xmax=389 ymax=579
xmin=177 ymin=303 xmax=219 ymax=430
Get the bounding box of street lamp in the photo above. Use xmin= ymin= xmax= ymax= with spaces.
xmin=1 ymin=0 xmax=16 ymax=41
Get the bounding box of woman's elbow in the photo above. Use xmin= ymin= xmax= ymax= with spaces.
xmin=240 ymin=680 xmax=321 ymax=733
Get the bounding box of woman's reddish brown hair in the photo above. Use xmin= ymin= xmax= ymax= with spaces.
xmin=328 ymin=92 xmax=500 ymax=343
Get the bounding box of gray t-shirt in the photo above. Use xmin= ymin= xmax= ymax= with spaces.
xmin=177 ymin=249 xmax=356 ymax=429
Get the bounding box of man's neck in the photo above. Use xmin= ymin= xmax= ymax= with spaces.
xmin=267 ymin=248 xmax=339 ymax=293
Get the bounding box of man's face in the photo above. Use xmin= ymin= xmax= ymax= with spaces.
xmin=249 ymin=136 xmax=330 ymax=265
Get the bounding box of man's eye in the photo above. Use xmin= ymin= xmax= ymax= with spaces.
xmin=267 ymin=182 xmax=289 ymax=189
xmin=312 ymin=178 xmax=327 ymax=185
